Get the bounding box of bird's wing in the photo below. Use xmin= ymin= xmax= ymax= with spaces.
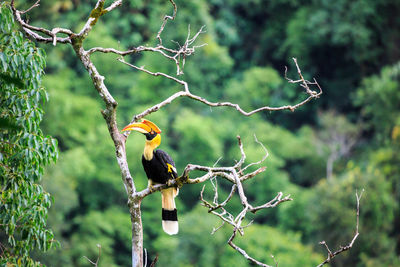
xmin=155 ymin=149 xmax=178 ymax=179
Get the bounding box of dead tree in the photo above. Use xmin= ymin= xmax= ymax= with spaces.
xmin=9 ymin=1 xmax=360 ymax=266
xmin=315 ymin=110 xmax=360 ymax=180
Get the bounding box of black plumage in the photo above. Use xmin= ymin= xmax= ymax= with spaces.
xmin=142 ymin=149 xmax=177 ymax=184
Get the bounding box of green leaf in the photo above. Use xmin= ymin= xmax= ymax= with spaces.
xmin=0 ymin=52 xmax=7 ymax=71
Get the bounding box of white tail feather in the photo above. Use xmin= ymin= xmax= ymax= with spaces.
xmin=162 ymin=220 xmax=178 ymax=235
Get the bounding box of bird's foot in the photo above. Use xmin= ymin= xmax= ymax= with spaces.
xmin=148 ymin=180 xmax=155 ymax=192
xmin=167 ymin=179 xmax=175 ymax=187
xmin=148 ymin=184 xmax=155 ymax=192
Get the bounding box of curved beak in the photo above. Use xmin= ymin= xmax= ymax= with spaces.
xmin=121 ymin=119 xmax=162 ymax=134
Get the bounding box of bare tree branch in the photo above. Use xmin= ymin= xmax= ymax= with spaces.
xmin=11 ymin=0 xmax=72 ymax=45
xmin=149 ymin=254 xmax=159 ymax=267
xmin=83 ymin=244 xmax=101 ymax=267
xmin=285 ymin=58 xmax=318 ymax=96
xmin=12 ymin=0 xmax=321 ymax=125
xmin=156 ymin=0 xmax=177 ymax=45
xmin=19 ymin=0 xmax=40 ymax=14
xmin=121 ymin=57 xmax=322 ymax=125
xmin=194 ymin=136 xmax=292 ymax=267
xmin=227 ymin=230 xmax=273 ymax=267
xmin=201 ymin=182 xmax=237 ymax=213
xmin=86 ymin=1 xmax=205 ymax=75
xmin=11 ymin=0 xmax=123 ymax=45
xmin=317 ymin=189 xmax=364 ymax=267
xmin=103 ymin=0 xmax=123 ymax=13
xmin=113 ymin=25 xmax=206 ymax=75
xmin=315 ymin=110 xmax=361 ymax=179
xmin=271 ymin=254 xmax=279 ymax=267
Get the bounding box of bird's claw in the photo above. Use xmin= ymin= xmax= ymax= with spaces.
xmin=167 ymin=179 xmax=174 ymax=187
xmin=148 ymin=184 xmax=155 ymax=192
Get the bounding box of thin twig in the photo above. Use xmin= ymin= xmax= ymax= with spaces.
xmin=210 ymin=220 xmax=225 ymax=235
xmin=271 ymin=254 xmax=279 ymax=267
xmin=20 ymin=0 xmax=40 ymax=14
xmin=149 ymin=254 xmax=159 ymax=267
xmin=241 ymin=134 xmax=269 ymax=174
xmin=316 ymin=189 xmax=364 ymax=267
xmin=228 ymin=230 xmax=273 ymax=267
xmin=83 ymin=244 xmax=101 ymax=267
xmin=156 ymin=0 xmax=177 ymax=45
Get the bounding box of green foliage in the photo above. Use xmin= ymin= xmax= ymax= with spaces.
xmin=69 ymin=208 xmax=131 ymax=267
xmin=277 ymin=187 xmax=315 ymax=239
xmin=173 ymin=109 xmax=224 ymax=165
xmin=41 ymin=83 xmax=101 ymax=150
xmin=185 ymin=36 xmax=234 ymax=100
xmin=0 ymin=4 xmax=58 ymax=266
xmin=40 ymin=85 xmax=125 ymax=210
xmin=211 ymin=0 xmax=400 ymax=112
xmin=354 ymin=62 xmax=400 ymax=265
xmin=225 ymin=67 xmax=283 ymax=110
xmin=227 ymin=224 xmax=323 ymax=267
xmin=355 ymin=62 xmax=400 ymax=143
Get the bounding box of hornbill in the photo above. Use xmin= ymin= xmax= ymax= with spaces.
xmin=122 ymin=119 xmax=179 ymax=235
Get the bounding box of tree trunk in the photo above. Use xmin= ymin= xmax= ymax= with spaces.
xmin=71 ymin=37 xmax=143 ymax=267
xmin=130 ymin=199 xmax=143 ymax=267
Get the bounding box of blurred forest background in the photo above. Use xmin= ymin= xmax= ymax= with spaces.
xmin=4 ymin=0 xmax=400 ymax=266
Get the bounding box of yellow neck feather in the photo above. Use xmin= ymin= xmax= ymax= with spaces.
xmin=143 ymin=135 xmax=161 ymax=160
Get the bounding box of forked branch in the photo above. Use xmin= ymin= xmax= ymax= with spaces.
xmin=317 ymin=189 xmax=364 ymax=267
xmin=156 ymin=0 xmax=177 ymax=45
xmin=196 ymin=136 xmax=291 ymax=267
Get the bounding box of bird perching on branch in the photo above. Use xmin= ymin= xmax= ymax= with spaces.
xmin=122 ymin=119 xmax=179 ymax=235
